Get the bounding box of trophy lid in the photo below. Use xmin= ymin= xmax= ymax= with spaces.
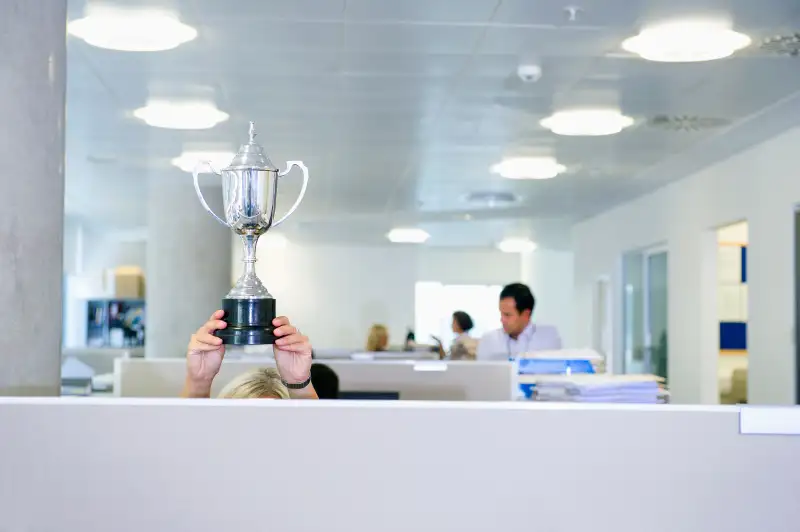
xmin=224 ymin=121 xmax=278 ymax=171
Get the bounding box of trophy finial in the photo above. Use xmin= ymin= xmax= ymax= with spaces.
xmin=249 ymin=121 xmax=256 ymax=143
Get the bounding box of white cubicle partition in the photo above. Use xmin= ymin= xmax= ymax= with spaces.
xmin=247 ymin=347 xmax=439 ymax=361
xmin=114 ymin=358 xmax=514 ymax=401
xmin=0 ymin=399 xmax=798 ymax=532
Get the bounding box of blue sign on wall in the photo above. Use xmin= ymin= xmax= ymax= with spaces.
xmin=720 ymin=322 xmax=747 ymax=351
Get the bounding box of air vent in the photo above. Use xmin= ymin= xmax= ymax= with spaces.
xmin=646 ymin=115 xmax=731 ymax=132
xmin=86 ymin=154 xmax=117 ymax=165
xmin=463 ymin=191 xmax=520 ymax=208
xmin=760 ymin=33 xmax=800 ymax=56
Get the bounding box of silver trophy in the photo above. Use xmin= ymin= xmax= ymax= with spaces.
xmin=192 ymin=121 xmax=309 ymax=345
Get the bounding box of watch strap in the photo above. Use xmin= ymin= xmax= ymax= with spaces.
xmin=282 ymin=375 xmax=312 ymax=390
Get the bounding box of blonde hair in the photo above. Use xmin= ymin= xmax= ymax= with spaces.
xmin=366 ymin=324 xmax=389 ymax=352
xmin=217 ymin=368 xmax=290 ymax=399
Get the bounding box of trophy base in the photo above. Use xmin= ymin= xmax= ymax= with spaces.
xmin=216 ymin=297 xmax=277 ymax=346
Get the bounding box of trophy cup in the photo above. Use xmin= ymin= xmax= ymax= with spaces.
xmin=192 ymin=121 xmax=309 ymax=345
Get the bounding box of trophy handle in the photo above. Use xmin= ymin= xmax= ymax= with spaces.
xmin=193 ymin=161 xmax=230 ymax=228
xmin=272 ymin=160 xmax=309 ymax=227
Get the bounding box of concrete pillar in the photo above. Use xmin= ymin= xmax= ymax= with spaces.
xmin=0 ymin=0 xmax=67 ymax=396
xmin=146 ymin=180 xmax=232 ymax=358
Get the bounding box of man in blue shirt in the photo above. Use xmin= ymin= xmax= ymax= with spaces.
xmin=476 ymin=283 xmax=562 ymax=360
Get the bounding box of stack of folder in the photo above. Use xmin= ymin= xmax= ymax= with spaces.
xmin=525 ymin=374 xmax=667 ymax=404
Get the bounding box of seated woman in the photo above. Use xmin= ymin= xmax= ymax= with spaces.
xmin=449 ymin=310 xmax=478 ymax=361
xmin=181 ymin=310 xmax=318 ymax=399
xmin=403 ymin=330 xmax=417 ymax=352
xmin=365 ymin=323 xmax=389 ymax=352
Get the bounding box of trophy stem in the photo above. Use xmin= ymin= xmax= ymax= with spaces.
xmin=241 ymin=233 xmax=259 ymax=278
xmin=225 ymin=233 xmax=271 ymax=299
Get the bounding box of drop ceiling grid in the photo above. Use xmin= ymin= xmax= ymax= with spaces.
xmin=372 ymin=3 xmax=503 ymax=214
xmin=62 ymin=0 xmax=800 ymax=248
xmin=338 ymin=11 xmax=485 ymax=214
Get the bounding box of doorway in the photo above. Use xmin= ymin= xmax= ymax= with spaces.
xmin=622 ymin=245 xmax=668 ymax=380
xmin=717 ymin=220 xmax=748 ymax=404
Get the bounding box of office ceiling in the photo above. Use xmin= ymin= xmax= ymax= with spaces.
xmin=65 ymin=0 xmax=800 ymax=249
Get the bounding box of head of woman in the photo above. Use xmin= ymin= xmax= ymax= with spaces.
xmin=366 ymin=324 xmax=389 ymax=352
xmin=451 ymin=311 xmax=474 ymax=335
xmin=217 ymin=367 xmax=290 ymax=399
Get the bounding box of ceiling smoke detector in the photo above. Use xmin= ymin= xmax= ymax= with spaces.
xmin=760 ymin=33 xmax=800 ymax=56
xmin=647 ymin=115 xmax=731 ymax=132
xmin=463 ymin=191 xmax=520 ymax=208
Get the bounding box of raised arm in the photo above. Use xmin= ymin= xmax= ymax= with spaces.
xmin=273 ymin=316 xmax=318 ymax=399
xmin=181 ymin=310 xmax=227 ymax=398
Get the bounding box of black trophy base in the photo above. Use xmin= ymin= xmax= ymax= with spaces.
xmin=216 ymin=297 xmax=277 ymax=345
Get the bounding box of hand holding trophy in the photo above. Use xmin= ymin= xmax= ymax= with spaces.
xmin=192 ymin=121 xmax=309 ymax=345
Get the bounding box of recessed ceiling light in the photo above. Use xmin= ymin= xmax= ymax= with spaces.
xmin=490 ymin=157 xmax=566 ymax=180
xmin=68 ymin=7 xmax=197 ymax=52
xmin=171 ymin=151 xmax=236 ymax=173
xmin=540 ymin=108 xmax=634 ymax=136
xmin=622 ymin=20 xmax=751 ymax=62
xmin=497 ymin=238 xmax=538 ymax=253
xmin=135 ymin=99 xmax=229 ymax=130
xmin=387 ymin=228 xmax=430 ymax=244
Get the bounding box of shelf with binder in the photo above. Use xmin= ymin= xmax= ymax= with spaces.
xmin=86 ymin=298 xmax=146 ymax=348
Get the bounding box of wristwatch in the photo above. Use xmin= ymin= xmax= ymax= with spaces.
xmin=282 ymin=375 xmax=312 ymax=390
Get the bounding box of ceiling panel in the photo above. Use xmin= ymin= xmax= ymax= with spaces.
xmin=188 ymin=0 xmax=347 ymax=20
xmin=344 ymin=23 xmax=484 ymax=54
xmin=479 ymin=26 xmax=621 ymax=56
xmin=492 ymin=0 xmax=650 ymax=27
xmin=341 ymin=51 xmax=470 ymax=76
xmin=64 ymin=0 xmax=800 ymax=249
xmin=345 ymin=0 xmax=500 ymax=23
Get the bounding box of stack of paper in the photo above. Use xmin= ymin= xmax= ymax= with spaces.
xmin=528 ymin=374 xmax=667 ymax=404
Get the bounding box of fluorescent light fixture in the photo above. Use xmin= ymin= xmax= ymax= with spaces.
xmin=387 ymin=228 xmax=430 ymax=244
xmin=68 ymin=7 xmax=197 ymax=52
xmin=262 ymin=234 xmax=289 ymax=249
xmin=497 ymin=238 xmax=538 ymax=253
xmin=171 ymin=150 xmax=235 ymax=173
xmin=135 ymin=99 xmax=229 ymax=130
xmin=490 ymin=156 xmax=566 ymax=180
xmin=540 ymin=109 xmax=634 ymax=136
xmin=622 ymin=20 xmax=751 ymax=62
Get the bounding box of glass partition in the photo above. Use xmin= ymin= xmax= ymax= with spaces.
xmin=622 ymin=247 xmax=668 ymax=380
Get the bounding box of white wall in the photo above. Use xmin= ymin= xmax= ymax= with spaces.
xmin=521 ymin=249 xmax=575 ymax=346
xmin=234 ymin=241 xmax=525 ymax=349
xmin=63 ymin=217 xmax=83 ymax=275
xmin=82 ymin=231 xmax=146 ymax=273
xmin=62 ymin=220 xmax=146 ymax=275
xmin=573 ymin=127 xmax=800 ymax=405
xmin=62 ymin=216 xmax=575 ymax=353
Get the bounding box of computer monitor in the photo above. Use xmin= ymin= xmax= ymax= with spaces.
xmin=338 ymin=390 xmax=399 ymax=400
